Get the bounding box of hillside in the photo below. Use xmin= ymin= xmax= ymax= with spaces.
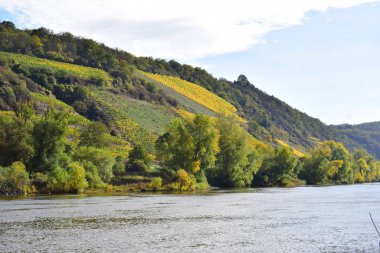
xmin=332 ymin=122 xmax=380 ymax=158
xmin=1 ymin=20 xmax=380 ymax=195
xmin=0 ymin=20 xmax=379 ymax=159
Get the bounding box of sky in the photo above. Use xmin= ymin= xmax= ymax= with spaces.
xmin=0 ymin=0 xmax=379 ymax=125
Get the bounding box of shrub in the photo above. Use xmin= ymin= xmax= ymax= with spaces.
xmin=168 ymin=169 xmax=196 ymax=191
xmin=66 ymin=162 xmax=88 ymax=193
xmin=0 ymin=161 xmax=32 ymax=195
xmin=128 ymin=160 xmax=147 ymax=173
xmin=74 ymin=146 xmax=115 ymax=183
xmin=82 ymin=161 xmax=106 ymax=189
xmin=47 ymin=165 xmax=68 ymax=193
xmin=149 ymin=177 xmax=162 ymax=190
xmin=112 ymin=156 xmax=125 ymax=175
xmin=31 ymin=172 xmax=48 ymax=191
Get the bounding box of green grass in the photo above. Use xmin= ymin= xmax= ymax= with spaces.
xmin=0 ymin=51 xmax=111 ymax=84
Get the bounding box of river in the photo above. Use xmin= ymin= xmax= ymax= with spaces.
xmin=1 ymin=184 xmax=380 ymax=252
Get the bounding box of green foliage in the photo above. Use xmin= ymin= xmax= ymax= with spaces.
xmin=32 ymin=108 xmax=70 ymax=172
xmin=207 ymin=117 xmax=261 ymax=187
xmin=112 ymin=156 xmax=125 ymax=175
xmin=47 ymin=165 xmax=69 ymax=193
xmin=255 ymin=146 xmax=298 ymax=186
xmin=82 ymin=161 xmax=106 ymax=189
xmin=74 ymin=146 xmax=115 ymax=183
xmin=300 ymin=141 xmax=352 ymax=184
xmin=156 ymin=114 xmax=219 ymax=176
xmin=148 ymin=177 xmax=162 ymax=190
xmin=0 ymin=161 xmax=32 ymax=195
xmin=66 ymin=162 xmax=88 ymax=193
xmin=79 ymin=121 xmax=110 ymax=148
xmin=127 ymin=145 xmax=151 ymax=169
xmin=0 ymin=114 xmax=34 ymax=166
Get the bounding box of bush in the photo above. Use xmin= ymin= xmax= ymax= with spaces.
xmin=0 ymin=161 xmax=32 ymax=195
xmin=82 ymin=161 xmax=106 ymax=189
xmin=67 ymin=162 xmax=88 ymax=193
xmin=47 ymin=165 xmax=69 ymax=193
xmin=112 ymin=156 xmax=125 ymax=175
xmin=128 ymin=160 xmax=147 ymax=173
xmin=168 ymin=169 xmax=196 ymax=191
xmin=31 ymin=172 xmax=48 ymax=191
xmin=149 ymin=177 xmax=162 ymax=190
xmin=74 ymin=146 xmax=115 ymax=183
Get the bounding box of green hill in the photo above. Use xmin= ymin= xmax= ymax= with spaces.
xmin=1 ymin=21 xmax=380 ymax=194
xmin=0 ymin=21 xmax=379 ymax=158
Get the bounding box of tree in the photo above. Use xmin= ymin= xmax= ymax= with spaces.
xmin=74 ymin=146 xmax=115 ymax=183
xmin=207 ymin=117 xmax=260 ymax=187
xmin=66 ymin=162 xmax=88 ymax=193
xmin=0 ymin=161 xmax=31 ymax=195
xmin=128 ymin=144 xmax=151 ymax=169
xmin=32 ymin=108 xmax=70 ymax=172
xmin=79 ymin=121 xmax=110 ymax=148
xmin=300 ymin=141 xmax=352 ymax=184
xmin=259 ymin=146 xmax=297 ymax=186
xmin=0 ymin=115 xmax=34 ymax=167
xmin=155 ymin=118 xmax=194 ymax=172
xmin=155 ymin=114 xmax=219 ymax=178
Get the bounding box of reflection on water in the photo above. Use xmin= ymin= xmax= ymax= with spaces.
xmin=1 ymin=184 xmax=380 ymax=252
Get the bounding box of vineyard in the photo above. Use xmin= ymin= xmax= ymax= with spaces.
xmin=31 ymin=92 xmax=130 ymax=157
xmin=90 ymin=91 xmax=158 ymax=152
xmin=0 ymin=51 xmax=111 ymax=84
xmin=141 ymin=71 xmax=237 ymax=115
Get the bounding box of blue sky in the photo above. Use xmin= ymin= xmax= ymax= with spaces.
xmin=0 ymin=0 xmax=379 ymax=124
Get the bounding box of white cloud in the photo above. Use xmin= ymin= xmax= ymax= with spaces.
xmin=0 ymin=0 xmax=377 ymax=60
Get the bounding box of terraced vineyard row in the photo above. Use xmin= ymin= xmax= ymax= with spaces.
xmin=0 ymin=51 xmax=111 ymax=83
xmin=90 ymin=91 xmax=157 ymax=152
xmin=140 ymin=71 xmax=237 ymax=115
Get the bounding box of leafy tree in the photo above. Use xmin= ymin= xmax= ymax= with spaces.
xmin=112 ymin=156 xmax=125 ymax=175
xmin=300 ymin=141 xmax=352 ymax=184
xmin=66 ymin=162 xmax=88 ymax=193
xmin=79 ymin=121 xmax=110 ymax=148
xmin=155 ymin=114 xmax=219 ymax=177
xmin=127 ymin=144 xmax=151 ymax=170
xmin=156 ymin=118 xmax=194 ymax=172
xmin=258 ymin=146 xmax=297 ymax=186
xmin=74 ymin=146 xmax=115 ymax=183
xmin=32 ymin=108 xmax=70 ymax=172
xmin=0 ymin=161 xmax=31 ymax=195
xmin=0 ymin=115 xmax=34 ymax=167
xmin=207 ymin=117 xmax=260 ymax=187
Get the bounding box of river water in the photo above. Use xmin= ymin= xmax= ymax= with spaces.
xmin=1 ymin=184 xmax=380 ymax=252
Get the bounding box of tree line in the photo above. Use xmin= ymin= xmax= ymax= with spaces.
xmin=1 ymin=104 xmax=379 ymax=195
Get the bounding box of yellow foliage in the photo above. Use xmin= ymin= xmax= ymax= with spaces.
xmin=275 ymin=138 xmax=305 ymax=158
xmin=141 ymin=71 xmax=246 ymax=122
xmin=175 ymin=108 xmax=196 ymax=121
xmin=326 ymin=160 xmax=343 ymax=178
xmin=191 ymin=160 xmax=201 ymax=173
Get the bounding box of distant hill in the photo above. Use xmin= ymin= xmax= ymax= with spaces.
xmin=0 ymin=20 xmax=379 ymax=158
xmin=332 ymin=122 xmax=380 ymax=159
